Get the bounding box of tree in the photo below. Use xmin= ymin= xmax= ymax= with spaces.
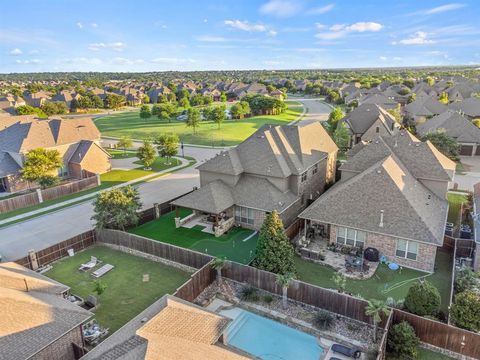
xmin=143 ymin=94 xmax=150 ymax=104
xmin=212 ymin=257 xmax=226 ymax=285
xmin=404 ymin=280 xmax=441 ymax=316
xmin=327 ymin=106 xmax=344 ymax=132
xmin=439 ymin=91 xmax=449 ymax=104
xmin=179 ymin=97 xmax=190 ymax=109
xmin=252 ymin=211 xmax=296 ymax=275
xmin=21 ymin=148 xmax=63 ymax=188
xmin=137 ymin=139 xmax=156 ymax=169
xmin=41 ymin=101 xmax=68 ymax=116
xmin=450 ymin=290 xmax=480 ymax=331
xmin=387 ymin=321 xmax=419 ymax=359
xmin=230 ymin=101 xmax=251 ymax=119
xmin=186 ymin=108 xmax=201 ymax=134
xmin=154 ymin=133 xmax=178 ymax=164
xmin=365 ymin=299 xmax=391 ymax=341
xmin=276 ymin=272 xmax=295 ymax=309
xmin=454 ymin=268 xmax=480 ymax=293
xmin=91 ymin=186 xmax=142 ymax=230
xmin=331 ymin=272 xmax=347 ymax=293
xmin=333 ymin=122 xmax=351 ymax=150
xmin=93 ymin=280 xmax=107 ymax=296
xmin=387 ymin=107 xmax=402 ymax=123
xmin=420 ymin=130 xmax=460 ymax=161
xmin=220 ymin=92 xmax=227 ymax=102
xmin=208 ymin=105 xmax=226 ymax=129
xmin=407 ymin=93 xmax=416 ymax=104
xmin=104 ymin=93 xmax=125 ymax=109
xmin=117 ymin=136 xmax=133 ymax=156
xmin=139 ymin=105 xmax=151 ymax=119
xmin=15 ymin=104 xmax=47 ymax=118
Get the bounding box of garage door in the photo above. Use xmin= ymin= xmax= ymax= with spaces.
xmin=460 ymin=145 xmax=473 ymax=156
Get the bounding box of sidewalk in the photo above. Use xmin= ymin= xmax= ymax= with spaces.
xmin=0 ymin=157 xmax=190 ymax=226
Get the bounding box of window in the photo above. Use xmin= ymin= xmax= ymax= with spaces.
xmin=301 ymin=171 xmax=307 ymax=182
xmin=312 ymin=164 xmax=318 ymax=175
xmin=375 ymin=126 xmax=380 ymax=133
xmin=336 ymin=226 xmax=365 ymax=247
xmin=235 ymin=206 xmax=254 ymax=225
xmin=396 ymin=239 xmax=418 ymax=261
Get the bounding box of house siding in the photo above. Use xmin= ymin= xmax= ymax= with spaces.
xmin=30 ymin=325 xmax=84 ymax=360
xmin=361 ymin=118 xmax=395 ymax=142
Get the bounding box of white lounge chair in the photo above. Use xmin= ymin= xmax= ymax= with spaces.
xmin=92 ymin=264 xmax=114 ymax=278
xmin=79 ymin=256 xmax=98 ymax=271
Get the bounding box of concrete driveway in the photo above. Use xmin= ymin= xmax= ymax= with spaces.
xmin=453 ymin=156 xmax=480 ymax=191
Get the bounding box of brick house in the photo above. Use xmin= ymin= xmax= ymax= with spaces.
xmin=0 ymin=117 xmax=111 ymax=193
xmin=172 ymin=122 xmax=338 ymax=234
xmin=0 ymin=262 xmax=92 ymax=360
xmin=299 ymin=131 xmax=455 ymax=272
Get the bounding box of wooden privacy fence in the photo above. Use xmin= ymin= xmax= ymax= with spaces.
xmin=96 ymin=229 xmax=213 ymax=269
xmin=15 ymin=230 xmax=97 ymax=269
xmin=285 ymin=217 xmax=304 ymax=240
xmin=174 ymin=261 xmax=216 ymax=302
xmin=0 ymin=174 xmax=99 ymax=214
xmin=376 ymin=311 xmax=394 ymax=360
xmin=392 ymin=309 xmax=480 ymax=359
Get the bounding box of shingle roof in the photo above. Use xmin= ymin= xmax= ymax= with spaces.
xmin=416 ymin=110 xmax=480 ymax=144
xmin=171 ymin=180 xmax=235 ymax=213
xmin=299 ymin=155 xmax=448 ymax=245
xmin=449 ymin=97 xmax=480 ymax=118
xmin=0 ymin=151 xmax=21 ymax=177
xmin=404 ymin=95 xmax=448 ymax=117
xmin=342 ymin=104 xmax=397 ymax=134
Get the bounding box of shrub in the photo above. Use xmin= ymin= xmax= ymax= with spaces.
xmin=386 ymin=297 xmax=404 ymax=309
xmin=262 ymin=294 xmax=273 ymax=303
xmin=387 ymin=321 xmax=419 ymax=359
xmin=454 ymin=268 xmax=479 ymax=293
xmin=450 ymin=290 xmax=480 ymax=332
xmin=404 ymin=280 xmax=441 ymax=316
xmin=313 ymin=310 xmax=334 ymax=330
xmin=240 ymin=286 xmax=259 ymax=302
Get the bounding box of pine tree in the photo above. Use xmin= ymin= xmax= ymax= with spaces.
xmin=252 ymin=211 xmax=296 ymax=275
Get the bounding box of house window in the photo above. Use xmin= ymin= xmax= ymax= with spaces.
xmin=235 ymin=206 xmax=254 ymax=225
xmin=336 ymin=227 xmax=365 ymax=248
xmin=375 ymin=126 xmax=380 ymax=133
xmin=396 ymin=239 xmax=418 ymax=261
xmin=312 ymin=164 xmax=318 ymax=175
xmin=301 ymin=172 xmax=307 ymax=182
xmin=57 ymin=166 xmax=68 ymax=177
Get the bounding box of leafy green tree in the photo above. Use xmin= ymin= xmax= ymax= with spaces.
xmin=387 ymin=321 xmax=419 ymax=359
xmin=93 ymin=280 xmax=107 ymax=296
xmin=230 ymin=101 xmax=251 ymax=119
xmin=404 ymin=280 xmax=441 ymax=316
xmin=403 ymin=79 xmax=415 ymax=89
xmin=91 ymin=186 xmax=142 ymax=230
xmin=252 ymin=211 xmax=296 ymax=275
xmin=276 ymin=272 xmax=295 ymax=309
xmin=420 ymin=130 xmax=460 ymax=161
xmin=439 ymin=91 xmax=449 ymax=104
xmin=104 ymin=93 xmax=125 ymax=109
xmin=407 ymin=93 xmax=416 ymax=104
xmin=212 ymin=257 xmax=226 ymax=285
xmin=331 ymin=272 xmax=347 ymax=293
xmin=21 ymin=148 xmax=63 ymax=188
xmin=454 ymin=268 xmax=479 ymax=293
xmin=203 ymin=94 xmax=213 ymax=105
xmin=143 ymin=94 xmax=150 ymax=104
xmin=190 ymin=93 xmax=205 ymax=106
xmin=137 ymin=139 xmax=156 ymax=169
xmin=15 ymin=105 xmax=47 ymax=118
xmin=220 ymin=92 xmax=227 ymax=102
xmin=41 ymin=101 xmax=68 ymax=116
xmin=117 ymin=136 xmax=133 ymax=156
xmin=208 ymin=105 xmax=226 ymax=129
xmin=186 ymin=108 xmax=201 ymax=134
xmin=365 ymin=299 xmax=391 ymax=341
xmin=425 ymin=76 xmax=435 ymax=86
xmin=333 ymin=122 xmax=351 ymax=150
xmin=387 ymin=107 xmax=402 ymax=123
xmin=327 ymin=106 xmax=344 ymax=132
xmin=139 ymin=105 xmax=151 ymax=119
xmin=450 ymin=291 xmax=480 ymax=331
xmin=154 ymin=133 xmax=179 ymax=164
xmin=179 ymin=97 xmax=190 ymax=109
xmin=176 ymin=89 xmax=190 ymax=100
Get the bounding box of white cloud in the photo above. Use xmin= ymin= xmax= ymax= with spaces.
xmin=15 ymin=59 xmax=40 ymax=64
xmin=263 ymin=60 xmax=283 ymax=66
xmin=395 ymin=31 xmax=434 ymax=45
xmin=224 ymin=20 xmax=276 ymax=36
xmin=345 ymin=22 xmax=383 ymax=32
xmin=151 ymin=57 xmax=196 ymax=64
xmin=316 ymin=21 xmax=383 ymax=40
xmin=77 ymin=22 xmax=99 ymax=29
xmin=29 ymin=49 xmax=40 ymax=54
xmin=88 ymin=42 xmax=126 ymax=51
xmin=315 ymin=23 xmax=327 ymax=30
xmin=9 ymin=48 xmax=22 ymax=55
xmin=379 ymin=56 xmax=387 ymax=61
xmin=112 ymin=57 xmax=144 ymax=65
xmin=424 ymin=3 xmax=465 ymax=14
xmin=196 ymin=35 xmax=226 ymax=42
xmin=259 ymin=0 xmax=301 ymax=17
xmin=76 ymin=22 xmax=84 ymax=29
xmin=307 ymin=4 xmax=335 ymax=15
xmin=60 ymin=57 xmax=103 ymax=65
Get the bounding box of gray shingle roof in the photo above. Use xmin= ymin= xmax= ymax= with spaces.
xmin=404 ymin=95 xmax=448 ymax=117
xmin=0 ymin=151 xmax=21 ymax=177
xmin=342 ymin=104 xmax=397 ymax=134
xmin=299 ymin=155 xmax=448 ymax=245
xmin=449 ymin=97 xmax=480 ymax=118
xmin=416 ymin=110 xmax=480 ymax=144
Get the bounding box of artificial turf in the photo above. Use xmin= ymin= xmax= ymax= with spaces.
xmin=129 ymin=209 xmax=258 ymax=264
xmin=44 ymin=246 xmax=190 ymax=333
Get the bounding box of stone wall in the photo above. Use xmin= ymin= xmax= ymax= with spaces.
xmin=30 ymin=325 xmax=84 ymax=360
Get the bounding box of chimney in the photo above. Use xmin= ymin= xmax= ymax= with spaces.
xmin=379 ymin=210 xmax=384 ymax=228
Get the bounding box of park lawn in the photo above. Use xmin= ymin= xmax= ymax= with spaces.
xmin=106 ymin=149 xmax=137 ymax=159
xmin=295 ymin=249 xmax=452 ymax=312
xmin=447 ymin=192 xmax=468 ymax=227
xmin=44 ymin=246 xmax=190 ymax=333
xmin=96 ymin=107 xmax=303 ymax=146
xmin=129 ymin=209 xmax=258 ymax=264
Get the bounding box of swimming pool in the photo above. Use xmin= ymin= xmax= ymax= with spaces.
xmin=220 ymin=308 xmax=324 ymax=360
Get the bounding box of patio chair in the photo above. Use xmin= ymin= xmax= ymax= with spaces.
xmin=79 ymin=256 xmax=98 ymax=271
xmin=331 ymin=344 xmax=361 ymax=359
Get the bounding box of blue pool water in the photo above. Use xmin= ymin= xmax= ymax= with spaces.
xmin=221 ymin=308 xmax=323 ymax=360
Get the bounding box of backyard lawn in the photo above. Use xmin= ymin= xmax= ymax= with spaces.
xmin=295 ymin=249 xmax=453 ymax=312
xmin=45 ymin=246 xmax=190 ymax=333
xmin=447 ymin=192 xmax=469 ymax=227
xmin=96 ymin=105 xmax=303 ymax=146
xmin=129 ymin=209 xmax=258 ymax=264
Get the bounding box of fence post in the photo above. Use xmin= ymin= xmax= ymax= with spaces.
xmin=96 ymin=173 xmax=101 ymax=186
xmin=36 ymin=188 xmax=43 ymax=203
xmin=154 ymin=203 xmax=160 ymax=219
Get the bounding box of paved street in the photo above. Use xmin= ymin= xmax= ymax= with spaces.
xmin=293 ymin=97 xmax=333 ymax=126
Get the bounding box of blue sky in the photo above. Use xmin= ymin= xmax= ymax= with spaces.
xmin=1 ymin=0 xmax=479 ymax=72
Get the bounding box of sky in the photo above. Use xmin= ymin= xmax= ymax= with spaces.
xmin=1 ymin=0 xmax=479 ymax=73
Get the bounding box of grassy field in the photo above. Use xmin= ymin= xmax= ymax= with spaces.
xmin=129 ymin=209 xmax=258 ymax=264
xmin=45 ymin=246 xmax=190 ymax=333
xmin=295 ymin=249 xmax=452 ymax=312
xmin=96 ymin=105 xmax=303 ymax=146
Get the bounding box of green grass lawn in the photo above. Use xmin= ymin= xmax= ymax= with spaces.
xmin=96 ymin=106 xmax=303 ymax=146
xmin=295 ymin=249 xmax=452 ymax=312
xmin=447 ymin=192 xmax=468 ymax=227
xmin=106 ymin=149 xmax=137 ymax=159
xmin=129 ymin=209 xmax=258 ymax=264
xmin=387 ymin=348 xmax=455 ymax=360
xmin=44 ymin=246 xmax=190 ymax=333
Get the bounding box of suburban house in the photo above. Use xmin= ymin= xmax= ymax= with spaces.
xmin=416 ymin=110 xmax=480 ymax=156
xmin=172 ymin=122 xmax=338 ymax=235
xmin=341 ymin=104 xmax=400 ymax=147
xmin=449 ymin=97 xmax=480 ymax=120
xmin=357 ymin=93 xmax=398 ymax=110
xmin=404 ymin=95 xmax=448 ymax=123
xmin=23 ymin=90 xmax=51 ymax=107
xmin=51 ymin=90 xmax=82 ymax=109
xmin=81 ymin=295 xmax=249 ymax=360
xmin=0 ymin=262 xmax=92 ymax=360
xmin=0 ymin=117 xmax=111 ymax=193
xmin=298 ymin=131 xmax=456 ymax=272
xmin=0 ymin=94 xmax=26 ymax=114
